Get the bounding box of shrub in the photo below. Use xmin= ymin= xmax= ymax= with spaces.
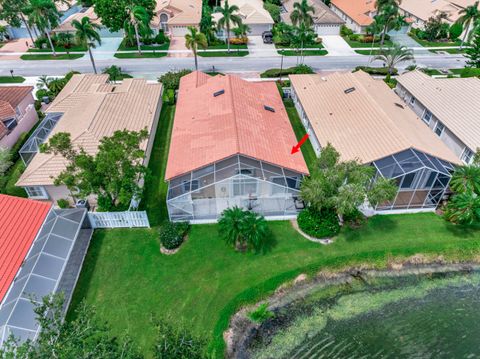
xmin=57 ymin=198 xmax=70 ymax=208
xmin=159 ymin=221 xmax=189 ymax=250
xmin=163 ymin=88 xmax=175 ymax=105
xmin=34 ymin=36 xmax=48 ymax=49
xmin=260 ymin=65 xmax=314 ymax=78
xmin=36 ymin=88 xmax=51 ymax=101
xmin=354 ymin=66 xmax=398 ymax=76
xmin=247 ymin=303 xmax=274 ymax=323
xmin=141 ymin=36 xmax=153 ymax=45
xmin=264 ymin=2 xmax=280 ymax=22
xmin=158 ymin=69 xmax=192 ymax=90
xmin=340 ymin=24 xmax=353 ymax=37
xmin=449 ymin=23 xmax=463 ymax=40
xmin=297 ymin=207 xmax=340 ymax=239
xmin=459 ymin=67 xmax=480 ymax=78
xmin=343 ymin=208 xmax=367 ymax=228
xmin=229 ymin=36 xmax=248 ymax=45
xmin=349 ymin=34 xmax=360 ymax=42
xmin=154 ymin=31 xmax=167 ymax=44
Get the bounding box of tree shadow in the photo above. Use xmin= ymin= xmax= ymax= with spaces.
xmin=258 ymin=229 xmax=278 ymax=255
xmin=444 ymin=221 xmax=480 ymax=239
xmin=343 ymin=215 xmax=398 ymax=242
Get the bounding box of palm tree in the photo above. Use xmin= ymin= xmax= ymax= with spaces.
xmin=36 ymin=75 xmax=52 ymax=89
xmin=457 ymin=1 xmax=480 ymax=48
xmin=242 ymin=211 xmax=268 ymax=252
xmin=373 ymin=43 xmax=414 ymax=82
xmin=449 ymin=165 xmax=480 ymax=194
xmin=72 ymin=16 xmax=101 ymax=74
xmin=444 ymin=192 xmax=480 ymax=224
xmin=290 ymin=0 xmax=315 ymax=27
xmin=214 ymin=0 xmax=242 ymax=53
xmin=56 ymin=32 xmax=74 ymax=55
xmin=184 ymin=26 xmax=207 ymax=71
xmin=24 ymin=0 xmax=60 ymax=56
xmin=291 ymin=22 xmax=315 ymax=64
xmin=377 ymin=4 xmax=406 ymax=47
xmin=125 ymin=5 xmax=150 ymax=55
xmin=232 ymin=23 xmax=251 ymax=38
xmin=102 ymin=65 xmax=123 ymax=83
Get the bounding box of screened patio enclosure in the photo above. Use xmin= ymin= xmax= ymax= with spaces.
xmin=167 ymin=155 xmax=306 ymax=221
xmin=372 ymin=148 xmax=455 ymax=211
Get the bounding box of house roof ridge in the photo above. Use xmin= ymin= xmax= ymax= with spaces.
xmin=228 ymin=75 xmax=241 ymax=154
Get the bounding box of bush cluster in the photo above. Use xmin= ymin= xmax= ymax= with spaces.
xmin=354 ymin=66 xmax=398 ymax=76
xmin=260 ymin=64 xmax=314 ymax=78
xmin=158 ymin=69 xmax=192 ymax=90
xmin=57 ymin=198 xmax=70 ymax=209
xmin=297 ymin=207 xmax=340 ymax=239
xmin=159 ymin=221 xmax=190 ymax=250
xmin=459 ymin=67 xmax=480 ymax=78
xmin=247 ymin=303 xmax=274 ymax=323
xmin=229 ymin=37 xmax=248 ymax=45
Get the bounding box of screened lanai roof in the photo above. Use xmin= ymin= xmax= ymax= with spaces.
xmin=0 ymin=207 xmax=87 ymax=348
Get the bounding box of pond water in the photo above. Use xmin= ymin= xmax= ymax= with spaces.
xmin=249 ymin=270 xmax=480 ymax=359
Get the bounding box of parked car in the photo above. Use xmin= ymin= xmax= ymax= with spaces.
xmin=262 ymin=31 xmax=273 ymax=44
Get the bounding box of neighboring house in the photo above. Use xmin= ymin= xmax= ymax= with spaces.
xmin=289 ymin=71 xmax=460 ymax=214
xmin=0 ymin=194 xmax=92 ymax=348
xmin=396 ymin=70 xmax=480 ymax=165
xmin=165 ymin=71 xmax=309 ymax=223
xmin=16 ymin=74 xmax=163 ymax=206
xmin=152 ymin=0 xmax=202 ymax=37
xmin=281 ymin=0 xmax=345 ymax=36
xmin=0 ymin=86 xmax=38 ymax=149
xmin=399 ymin=0 xmax=480 ymax=29
xmin=212 ymin=0 xmax=274 ymax=38
xmin=330 ymin=0 xmax=375 ymax=33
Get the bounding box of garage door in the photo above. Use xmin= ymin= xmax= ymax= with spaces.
xmin=315 ymin=24 xmax=341 ymax=36
xmin=171 ymin=26 xmax=190 ymax=37
xmin=248 ymin=24 xmax=273 ymax=36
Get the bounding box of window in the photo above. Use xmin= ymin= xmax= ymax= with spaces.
xmin=233 ymin=178 xmax=257 ymax=197
xmin=3 ymin=118 xmax=17 ymax=131
xmin=401 ymin=172 xmax=416 ymax=189
xmin=182 ymin=180 xmax=199 ymax=192
xmin=434 ymin=122 xmax=445 ymax=137
xmin=410 ymin=96 xmax=416 ymax=105
xmin=24 ymin=186 xmax=48 ymax=199
xmin=285 ymin=176 xmax=301 ymax=189
xmin=461 ymin=148 xmax=474 ymax=164
xmin=422 ymin=110 xmax=432 ymax=124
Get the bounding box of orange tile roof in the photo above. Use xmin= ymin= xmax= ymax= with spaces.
xmin=165 ymin=72 xmax=309 ymax=180
xmin=330 ymin=0 xmax=375 ymax=26
xmin=0 ymin=86 xmax=33 ymax=108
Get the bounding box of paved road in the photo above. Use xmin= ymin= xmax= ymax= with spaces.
xmin=0 ymin=53 xmax=466 ymax=77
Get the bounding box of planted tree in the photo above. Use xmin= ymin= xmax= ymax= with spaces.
xmin=214 ymin=0 xmax=242 ymax=53
xmin=218 ymin=206 xmax=269 ymax=252
xmin=56 ymin=32 xmax=75 ymax=55
xmin=290 ymin=22 xmax=315 ymax=64
xmin=376 ymin=4 xmax=406 ymax=46
xmin=373 ymin=43 xmax=414 ymax=82
xmin=457 ymin=1 xmax=480 ymax=48
xmin=232 ymin=23 xmax=251 ymax=38
xmin=72 ymin=16 xmax=101 ymax=74
xmin=300 ymin=144 xmax=397 ymax=223
xmin=290 ymin=0 xmax=315 ymax=27
xmin=185 ymin=26 xmax=208 ymax=70
xmin=93 ymin=0 xmax=155 ymax=32
xmin=125 ymin=4 xmax=151 ymax=55
xmin=40 ymin=129 xmax=149 ymax=211
xmin=0 ymin=0 xmax=36 ymax=45
xmin=24 ymin=0 xmax=60 ymax=55
xmin=102 ymin=65 xmax=127 ymax=83
xmin=0 ymin=146 xmax=12 ymax=180
xmin=466 ymin=27 xmax=480 ymax=68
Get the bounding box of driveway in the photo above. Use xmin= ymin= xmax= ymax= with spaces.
xmin=168 ymin=37 xmax=191 ymax=58
xmin=388 ymin=32 xmax=430 ymax=54
xmin=91 ymin=37 xmax=124 ymax=60
xmin=321 ymin=35 xmax=357 ymax=56
xmin=247 ymin=36 xmax=279 ymax=57
xmin=0 ymin=38 xmax=32 ymax=61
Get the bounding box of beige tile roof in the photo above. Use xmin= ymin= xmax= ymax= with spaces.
xmin=289 ymin=71 xmax=460 ymax=165
xmin=400 ymin=0 xmax=479 ymax=22
xmin=153 ymin=0 xmax=202 ymax=27
xmin=330 ymin=0 xmax=375 ymax=26
xmin=281 ymin=0 xmax=345 ymax=25
xmin=397 ymin=70 xmax=480 ymax=152
xmin=53 ymin=7 xmax=102 ymax=32
xmin=212 ymin=0 xmax=274 ymax=26
xmin=17 ymin=75 xmax=162 ymax=187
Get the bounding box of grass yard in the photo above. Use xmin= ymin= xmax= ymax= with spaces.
xmin=0 ymin=76 xmax=26 ymax=83
xmin=278 ymin=49 xmax=328 ymax=56
xmin=114 ymin=52 xmax=168 ymax=59
xmin=355 ymin=49 xmax=382 ymax=55
xmin=117 ymin=39 xmax=170 ymax=52
xmin=408 ymin=33 xmax=462 ymax=48
xmin=21 ymin=54 xmax=84 ymax=60
xmin=198 ymin=50 xmax=249 ymax=57
xmin=343 ymin=36 xmax=392 ymax=48
xmin=27 ymin=45 xmax=87 ymax=52
xmin=206 ymin=44 xmax=248 ymax=50
xmin=432 ymin=48 xmax=466 ymax=54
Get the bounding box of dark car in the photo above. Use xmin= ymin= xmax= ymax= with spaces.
xmin=262 ymin=31 xmax=273 ymax=44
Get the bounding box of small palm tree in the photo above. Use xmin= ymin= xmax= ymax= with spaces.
xmin=102 ymin=65 xmax=123 ymax=83
xmin=449 ymin=165 xmax=480 ymax=194
xmin=457 ymin=1 xmax=480 ymax=48
xmin=214 ymin=0 xmax=242 ymax=53
xmin=125 ymin=5 xmax=150 ymax=55
xmin=36 ymin=75 xmax=52 ymax=89
xmin=444 ymin=192 xmax=480 ymax=224
xmin=290 ymin=0 xmax=315 ymax=27
xmin=290 ymin=22 xmax=315 ymax=64
xmin=56 ymin=32 xmax=75 ymax=55
xmin=24 ymin=0 xmax=60 ymax=56
xmin=232 ymin=23 xmax=251 ymax=38
xmin=72 ymin=16 xmax=101 ymax=74
xmin=373 ymin=43 xmax=414 ymax=82
xmin=242 ymin=211 xmax=268 ymax=252
xmin=185 ymin=26 xmax=208 ymax=71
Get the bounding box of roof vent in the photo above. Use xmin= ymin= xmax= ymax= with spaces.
xmin=213 ymin=89 xmax=225 ymax=97
xmin=344 ymin=87 xmax=356 ymax=94
xmin=264 ymin=105 xmax=275 ymax=112
xmin=395 ymin=103 xmax=404 ymax=109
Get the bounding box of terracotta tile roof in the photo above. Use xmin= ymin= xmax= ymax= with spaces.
xmin=397 ymin=70 xmax=480 ymax=151
xmin=281 ymin=0 xmax=345 ymax=25
xmin=17 ymin=75 xmax=163 ymax=187
xmin=0 ymin=194 xmax=51 ymax=303
xmin=0 ymin=86 xmax=33 ymax=109
xmin=165 ymin=72 xmax=309 ymax=180
xmin=400 ymin=0 xmax=479 ymax=22
xmin=53 ymin=7 xmax=102 ymax=32
xmin=212 ymin=0 xmax=274 ymax=25
xmin=0 ymin=100 xmax=15 ymax=121
xmin=330 ymin=0 xmax=375 ymax=26
xmin=152 ymin=0 xmax=202 ymax=27
xmin=289 ymin=71 xmax=460 ymax=165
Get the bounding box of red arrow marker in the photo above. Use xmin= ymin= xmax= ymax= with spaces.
xmin=291 ymin=134 xmax=309 ymax=154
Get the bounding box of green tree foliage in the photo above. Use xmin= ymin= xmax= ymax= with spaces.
xmin=290 ymin=0 xmax=315 ymax=27
xmin=218 ymin=206 xmax=269 ymax=252
xmin=124 ymin=5 xmax=151 ymax=55
xmin=0 ymin=294 xmax=142 ymax=358
xmin=40 ymin=129 xmax=150 ymax=211
xmin=72 ymin=16 xmax=101 ymax=73
xmin=93 ymin=0 xmax=155 ymax=32
xmin=102 ymin=65 xmax=124 ymax=83
xmin=290 ymin=22 xmax=315 ymax=64
xmin=449 ymin=22 xmax=464 ymax=40
xmin=23 ymin=0 xmax=60 ymax=55
xmin=466 ymin=27 xmax=480 ymax=68
xmin=157 ymin=69 xmax=192 ymax=90
xmin=0 ymin=0 xmax=36 ymax=44
xmin=300 ymin=144 xmax=397 ymax=221
xmin=373 ymin=43 xmax=414 ymax=82
xmin=200 ymin=0 xmax=216 ymax=44
xmin=185 ymin=26 xmax=208 ymax=70
xmin=55 ymin=32 xmax=75 ymax=54
xmin=263 ymin=1 xmax=280 ymax=23
xmin=0 ymin=146 xmax=12 ymax=180
xmin=375 ymin=3 xmax=406 ymax=46
xmin=214 ymin=0 xmax=242 ymax=52
xmin=456 ymin=0 xmax=480 ymax=47
xmin=423 ymin=12 xmax=450 ymax=41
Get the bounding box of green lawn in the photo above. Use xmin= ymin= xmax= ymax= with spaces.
xmin=21 ymin=54 xmax=84 ymax=60
xmin=355 ymin=49 xmax=382 ymax=55
xmin=343 ymin=36 xmax=392 ymax=48
xmin=114 ymin=52 xmax=168 ymax=59
xmin=278 ymin=49 xmax=328 ymax=56
xmin=198 ymin=50 xmax=249 ymax=57
xmin=408 ymin=33 xmax=462 ymax=48
xmin=206 ymin=44 xmax=248 ymax=50
xmin=27 ymin=45 xmax=87 ymax=52
xmin=432 ymin=48 xmax=466 ymax=54
xmin=0 ymin=76 xmax=26 ymax=83
xmin=117 ymin=39 xmax=170 ymax=51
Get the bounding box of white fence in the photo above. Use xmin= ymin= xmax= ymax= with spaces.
xmin=88 ymin=211 xmax=150 ymax=229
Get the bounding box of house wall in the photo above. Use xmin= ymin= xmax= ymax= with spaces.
xmin=330 ymin=5 xmax=369 ymax=33
xmin=0 ymin=94 xmax=38 ymax=149
xmin=395 ymin=83 xmax=472 ymax=163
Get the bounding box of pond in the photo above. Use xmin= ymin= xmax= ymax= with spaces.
xmin=248 ymin=269 xmax=480 ymax=359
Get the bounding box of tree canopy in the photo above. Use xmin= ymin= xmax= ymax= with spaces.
xmin=466 ymin=27 xmax=480 ymax=68
xmin=93 ymin=0 xmax=155 ymax=32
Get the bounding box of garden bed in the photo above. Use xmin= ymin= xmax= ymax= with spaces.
xmin=116 ymin=39 xmax=170 ymax=51
xmin=27 ymin=45 xmax=87 ymax=52
xmin=343 ymin=35 xmax=392 ymax=48
xmin=198 ymin=50 xmax=249 ymax=57
xmin=113 ymin=52 xmax=168 ymax=59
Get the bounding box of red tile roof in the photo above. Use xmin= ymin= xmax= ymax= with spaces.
xmin=0 ymin=195 xmax=51 ymax=303
xmin=0 ymin=86 xmax=33 ymax=108
xmin=165 ymin=72 xmax=309 ymax=180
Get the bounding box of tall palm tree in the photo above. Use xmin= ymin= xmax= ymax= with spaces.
xmin=457 ymin=1 xmax=480 ymax=48
xmin=214 ymin=0 xmax=242 ymax=53
xmin=56 ymin=32 xmax=75 ymax=55
xmin=290 ymin=0 xmax=315 ymax=27
xmin=185 ymin=26 xmax=207 ymax=71
xmin=377 ymin=4 xmax=406 ymax=47
xmin=373 ymin=43 xmax=414 ymax=82
xmin=232 ymin=23 xmax=251 ymax=38
xmin=291 ymin=22 xmax=314 ymax=64
xmin=24 ymin=0 xmax=60 ymax=56
xmin=72 ymin=16 xmax=101 ymax=74
xmin=124 ymin=4 xmax=150 ymax=55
